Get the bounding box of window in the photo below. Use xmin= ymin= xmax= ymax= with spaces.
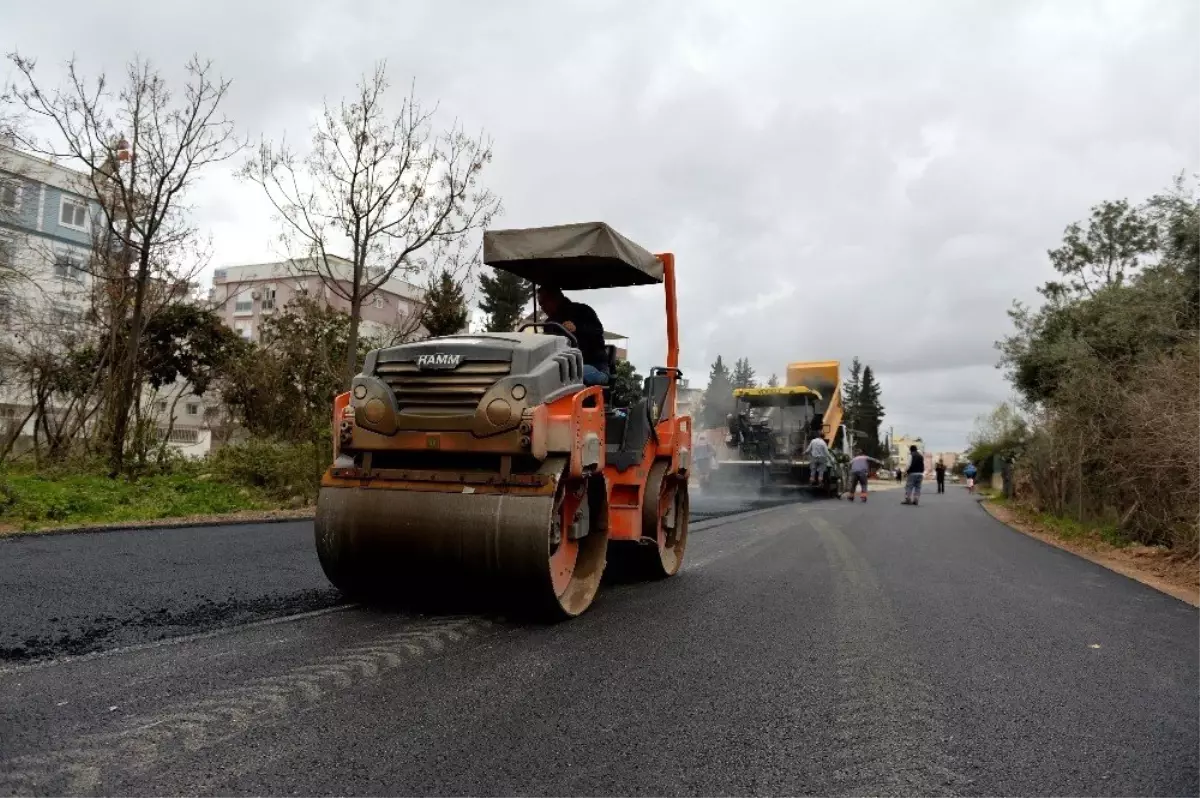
xmin=186 ymin=403 xmax=199 ymax=416
xmin=50 ymin=306 xmax=81 ymax=328
xmin=234 ymin=320 xmax=252 ymax=340
xmin=0 ymin=180 xmax=19 ymax=211
xmin=234 ymin=297 xmax=253 ymax=313
xmin=53 ymin=250 xmax=85 ymax=281
xmin=59 ymin=196 xmax=89 ymax=231
xmin=0 ymin=230 xmax=11 ymax=266
xmin=160 ymin=427 xmax=199 ymax=444
xmin=157 ymin=401 xmax=168 ymax=412
xmin=261 ymin=285 xmax=277 ymax=310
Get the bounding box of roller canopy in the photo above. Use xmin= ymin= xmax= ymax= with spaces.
xmin=733 ymin=385 xmax=823 ymax=406
xmin=483 ymin=222 xmax=663 ymax=290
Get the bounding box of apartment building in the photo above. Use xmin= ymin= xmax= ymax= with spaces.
xmin=930 ymin=451 xmax=959 ymax=471
xmin=889 ymin=434 xmax=925 ymax=471
xmin=0 ymin=143 xmax=214 ymax=457
xmin=0 ymin=143 xmax=96 ymax=339
xmin=210 ymin=258 xmax=426 ymax=344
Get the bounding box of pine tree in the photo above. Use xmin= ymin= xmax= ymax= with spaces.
xmin=732 ymin=357 xmax=757 ymax=390
xmin=858 ymin=365 xmax=886 ymax=458
xmin=767 ymin=373 xmax=779 ymax=388
xmin=420 ymin=270 xmax=469 ymax=337
xmin=843 ymin=357 xmax=863 ymax=433
xmin=478 ymin=268 xmax=534 ymax=332
xmin=700 ymin=355 xmax=735 ymax=428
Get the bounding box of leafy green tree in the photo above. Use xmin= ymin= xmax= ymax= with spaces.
xmin=700 ymin=355 xmax=734 ymax=428
xmin=420 ymin=270 xmax=469 ymax=337
xmin=767 ymin=373 xmax=779 ymax=388
xmin=1146 ymin=173 xmax=1200 ymax=331
xmin=999 ymin=184 xmax=1198 ymax=404
xmin=609 ymin=359 xmax=643 ymax=408
xmin=478 ymin=268 xmax=533 ymax=332
xmin=732 ymin=357 xmax=757 ymax=390
xmin=1042 ymin=198 xmax=1158 ymax=300
xmin=139 ymin=304 xmax=245 ymax=395
xmin=222 ymin=297 xmax=376 ymax=444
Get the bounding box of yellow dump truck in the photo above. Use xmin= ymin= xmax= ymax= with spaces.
xmin=698 ymin=360 xmax=852 ymax=497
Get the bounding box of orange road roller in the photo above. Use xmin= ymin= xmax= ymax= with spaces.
xmin=314 ymin=222 xmax=693 ymax=619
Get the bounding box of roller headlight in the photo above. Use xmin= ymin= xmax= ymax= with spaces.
xmin=486 ymin=398 xmax=513 ymax=425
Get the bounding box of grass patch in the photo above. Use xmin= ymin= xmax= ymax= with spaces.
xmin=0 ymin=440 xmax=326 ymax=532
xmin=984 ymin=494 xmax=1129 ymax=549
xmin=1031 ymin=509 xmax=1129 ymax=549
xmin=0 ymin=467 xmax=272 ymax=531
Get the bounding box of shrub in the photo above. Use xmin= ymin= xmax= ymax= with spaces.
xmin=1015 ymin=344 xmax=1199 ymax=556
xmin=208 ymin=439 xmax=329 ymax=505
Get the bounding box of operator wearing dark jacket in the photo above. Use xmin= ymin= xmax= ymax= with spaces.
xmin=902 ymin=445 xmax=925 ymax=506
xmin=536 ymin=286 xmax=609 ymax=386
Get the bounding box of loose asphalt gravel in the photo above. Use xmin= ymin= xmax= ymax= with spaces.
xmin=0 ymin=485 xmax=1195 ymax=796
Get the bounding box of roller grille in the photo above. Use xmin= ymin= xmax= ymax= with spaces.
xmin=375 ymin=360 xmax=511 ymax=415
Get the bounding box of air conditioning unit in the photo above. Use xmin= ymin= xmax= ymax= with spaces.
xmin=250 ymin=290 xmax=261 ymax=300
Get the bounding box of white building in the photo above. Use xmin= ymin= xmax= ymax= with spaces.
xmin=0 ymin=143 xmax=213 ymax=458
xmin=675 ymin=377 xmax=703 ymax=419
xmin=210 ymin=257 xmax=428 ymax=344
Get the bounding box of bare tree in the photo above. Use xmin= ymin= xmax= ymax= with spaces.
xmin=241 ymin=61 xmax=501 ymax=386
xmin=5 ymin=53 xmax=243 ymax=476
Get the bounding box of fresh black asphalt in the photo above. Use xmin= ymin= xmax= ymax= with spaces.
xmin=0 ymin=493 xmax=782 ymax=663
xmin=0 ymin=486 xmax=1195 ymax=796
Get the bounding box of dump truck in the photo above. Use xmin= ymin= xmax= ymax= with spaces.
xmin=698 ymin=360 xmax=852 ymax=497
xmin=314 ymin=222 xmax=692 ymax=620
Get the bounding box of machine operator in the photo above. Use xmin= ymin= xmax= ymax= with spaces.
xmin=536 ymin=286 xmax=610 ymax=386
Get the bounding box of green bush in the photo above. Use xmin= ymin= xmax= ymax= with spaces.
xmin=208 ymin=439 xmax=329 ymax=504
xmin=0 ymin=436 xmax=333 ymax=531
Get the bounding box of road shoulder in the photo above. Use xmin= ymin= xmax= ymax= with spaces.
xmin=979 ymin=499 xmax=1198 ymax=607
xmin=0 ymin=508 xmax=316 ymax=539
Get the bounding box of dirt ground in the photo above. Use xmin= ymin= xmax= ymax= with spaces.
xmin=981 ymin=500 xmax=1199 ymax=608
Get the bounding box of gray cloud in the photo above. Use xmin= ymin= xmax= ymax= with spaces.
xmin=4 ymin=0 xmax=1196 ymax=451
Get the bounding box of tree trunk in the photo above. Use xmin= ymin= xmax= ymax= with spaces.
xmin=0 ymin=405 xmax=37 ymax=464
xmin=108 ymin=258 xmax=151 ymax=479
xmin=343 ymin=291 xmax=364 ymax=390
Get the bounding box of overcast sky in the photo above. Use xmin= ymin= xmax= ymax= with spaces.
xmin=3 ymin=0 xmax=1197 ymax=451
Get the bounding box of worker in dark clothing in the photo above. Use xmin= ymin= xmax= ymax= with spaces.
xmin=536 ymin=286 xmax=610 ymax=386
xmin=902 ymin=445 xmax=925 ymax=506
xmin=935 ymin=460 xmax=946 ymax=494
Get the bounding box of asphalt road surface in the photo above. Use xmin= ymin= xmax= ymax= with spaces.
xmin=1 ymin=487 xmax=1195 ymax=796
xmin=0 ymin=492 xmax=785 ymax=663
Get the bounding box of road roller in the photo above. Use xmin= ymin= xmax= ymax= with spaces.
xmin=314 ymin=221 xmax=692 ymax=619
